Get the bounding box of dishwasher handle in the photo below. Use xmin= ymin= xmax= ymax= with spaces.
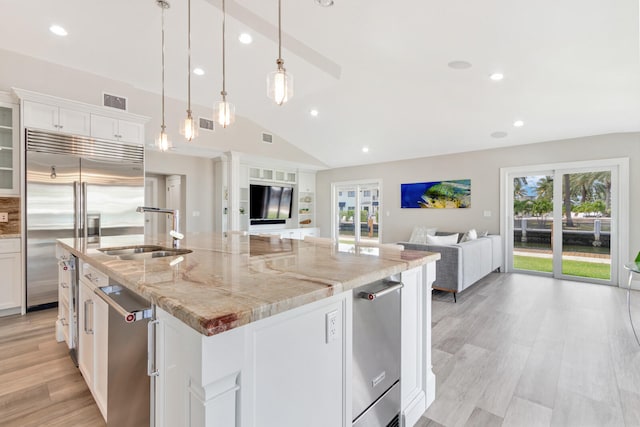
xmin=359 ymin=281 xmax=403 ymax=301
xmin=94 ymin=286 xmax=152 ymax=323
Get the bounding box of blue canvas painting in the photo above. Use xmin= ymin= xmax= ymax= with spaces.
xmin=401 ymin=179 xmax=471 ymax=209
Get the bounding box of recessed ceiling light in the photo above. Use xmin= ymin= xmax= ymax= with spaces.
xmin=362 ymin=147 xmax=369 ymax=153
xmin=315 ymin=0 xmax=334 ymax=6
xmin=238 ymin=33 xmax=253 ymax=44
xmin=193 ymin=67 xmax=205 ymax=76
xmin=490 ymin=73 xmax=504 ymax=81
xmin=513 ymin=120 xmax=524 ymax=127
xmin=49 ymin=25 xmax=68 ymax=36
xmin=309 ymin=109 xmax=319 ymax=117
xmin=490 ymin=131 xmax=508 ymax=139
xmin=447 ymin=60 xmax=472 ymax=70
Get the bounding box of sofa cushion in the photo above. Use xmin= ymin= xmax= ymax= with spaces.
xmin=426 ymin=233 xmax=459 ymax=245
xmin=460 ymin=229 xmax=478 ymax=243
xmin=409 ymin=226 xmax=437 ymax=244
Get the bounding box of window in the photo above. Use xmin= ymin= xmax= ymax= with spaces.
xmin=348 ymin=191 xmax=356 ymax=197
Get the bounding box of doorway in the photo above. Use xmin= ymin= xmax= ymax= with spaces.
xmin=332 ymin=181 xmax=382 ymax=252
xmin=144 ymin=173 xmax=186 ymax=238
xmin=503 ymin=159 xmax=629 ymax=286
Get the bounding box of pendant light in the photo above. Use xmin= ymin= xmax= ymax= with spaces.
xmin=214 ymin=0 xmax=235 ymax=127
xmin=180 ymin=0 xmax=197 ymax=141
xmin=156 ymin=0 xmax=171 ymax=151
xmin=267 ymin=0 xmax=293 ymax=105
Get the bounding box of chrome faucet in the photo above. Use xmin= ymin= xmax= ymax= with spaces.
xmin=136 ymin=206 xmax=183 ymax=248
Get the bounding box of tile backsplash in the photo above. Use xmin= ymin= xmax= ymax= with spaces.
xmin=0 ymin=197 xmax=20 ymax=235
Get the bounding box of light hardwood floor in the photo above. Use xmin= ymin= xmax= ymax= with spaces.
xmin=417 ymin=273 xmax=640 ymax=427
xmin=0 ymin=309 xmax=105 ymax=426
xmin=1 ymin=273 xmax=639 ymax=426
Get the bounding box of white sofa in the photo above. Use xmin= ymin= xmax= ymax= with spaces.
xmin=398 ymin=230 xmax=502 ymax=301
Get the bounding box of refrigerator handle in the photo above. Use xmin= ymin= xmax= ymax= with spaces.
xmin=82 ymin=182 xmax=88 ymax=240
xmin=74 ymin=181 xmax=81 ymax=239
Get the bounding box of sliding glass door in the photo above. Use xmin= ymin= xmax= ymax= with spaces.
xmin=333 ymin=181 xmax=381 ymax=252
xmin=506 ymin=164 xmax=619 ymax=286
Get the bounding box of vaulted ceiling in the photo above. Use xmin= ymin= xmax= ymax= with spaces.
xmin=1 ymin=0 xmax=639 ymax=168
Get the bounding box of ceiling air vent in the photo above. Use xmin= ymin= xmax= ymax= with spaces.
xmin=102 ymin=93 xmax=128 ymax=111
xmin=262 ymin=132 xmax=273 ymax=144
xmin=199 ymin=117 xmax=215 ymax=131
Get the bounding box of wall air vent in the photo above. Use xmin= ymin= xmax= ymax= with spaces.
xmin=199 ymin=117 xmax=215 ymax=131
xmin=102 ymin=93 xmax=128 ymax=111
xmin=262 ymin=132 xmax=273 ymax=144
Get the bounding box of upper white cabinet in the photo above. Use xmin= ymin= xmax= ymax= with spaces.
xmin=249 ymin=166 xmax=296 ymax=184
xmin=23 ymin=100 xmax=91 ymax=136
xmin=0 ymin=94 xmax=19 ymax=194
xmin=14 ymin=88 xmax=149 ymax=146
xmin=91 ymin=114 xmax=144 ymax=144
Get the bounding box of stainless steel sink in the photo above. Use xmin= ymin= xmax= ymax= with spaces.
xmin=97 ymin=245 xmax=192 ymax=259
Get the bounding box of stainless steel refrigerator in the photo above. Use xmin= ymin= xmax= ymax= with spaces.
xmin=26 ymin=129 xmax=144 ymax=310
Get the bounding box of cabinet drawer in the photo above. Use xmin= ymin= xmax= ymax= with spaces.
xmin=81 ymin=262 xmax=108 ymax=288
xmin=0 ymin=238 xmax=19 ymax=253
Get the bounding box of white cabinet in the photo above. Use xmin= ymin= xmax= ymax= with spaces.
xmin=249 ymin=166 xmax=296 ymax=184
xmin=0 ymin=96 xmax=19 ymax=194
xmin=155 ymin=291 xmax=349 ymax=427
xmin=90 ymin=114 xmax=144 ymax=144
xmin=78 ymin=262 xmax=109 ymax=421
xmin=0 ymin=238 xmax=20 ymax=315
xmin=23 ymin=100 xmax=91 ymax=136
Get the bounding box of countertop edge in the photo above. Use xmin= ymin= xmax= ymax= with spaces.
xmin=57 ymin=239 xmax=440 ymax=336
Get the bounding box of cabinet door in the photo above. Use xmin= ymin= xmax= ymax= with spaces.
xmin=0 ymin=103 xmax=18 ymax=194
xmin=59 ymin=108 xmax=91 ymax=136
xmin=23 ymin=100 xmax=58 ymax=131
xmin=90 ymin=114 xmax=118 ymax=140
xmin=117 ymin=119 xmax=144 ymax=144
xmin=0 ymin=252 xmax=20 ymax=311
xmin=92 ymin=294 xmax=109 ymax=419
xmin=78 ymin=281 xmax=95 ymax=390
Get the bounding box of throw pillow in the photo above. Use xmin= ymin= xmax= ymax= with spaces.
xmin=460 ymin=228 xmax=478 ymax=243
xmin=426 ymin=233 xmax=459 ymax=245
xmin=478 ymin=230 xmax=489 ymax=237
xmin=408 ymin=226 xmax=438 ymax=244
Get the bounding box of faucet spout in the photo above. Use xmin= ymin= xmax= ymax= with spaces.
xmin=137 ymin=206 xmax=182 ymax=248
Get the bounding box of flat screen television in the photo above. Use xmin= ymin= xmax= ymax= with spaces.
xmin=250 ymin=184 xmax=293 ymax=222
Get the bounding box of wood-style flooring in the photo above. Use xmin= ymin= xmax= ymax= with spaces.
xmin=417 ymin=273 xmax=640 ymax=427
xmin=0 ymin=309 xmax=105 ymax=427
xmin=1 ymin=273 xmax=639 ymax=426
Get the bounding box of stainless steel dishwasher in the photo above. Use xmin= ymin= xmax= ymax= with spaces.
xmin=352 ymin=276 xmax=403 ymax=427
xmin=95 ymin=281 xmax=153 ymax=427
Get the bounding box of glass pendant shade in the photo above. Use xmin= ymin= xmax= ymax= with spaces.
xmin=180 ymin=115 xmax=197 ymax=141
xmin=267 ymin=65 xmax=293 ymax=105
xmin=156 ymin=130 xmax=170 ymax=152
xmin=215 ymin=99 xmax=235 ymax=128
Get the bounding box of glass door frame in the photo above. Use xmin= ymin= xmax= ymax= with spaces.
xmin=505 ymin=169 xmax=555 ymax=278
xmin=331 ymin=179 xmax=383 ymax=248
xmin=501 ymin=158 xmax=629 ymax=287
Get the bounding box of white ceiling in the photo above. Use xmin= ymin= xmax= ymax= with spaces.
xmin=1 ymin=0 xmax=639 ymax=168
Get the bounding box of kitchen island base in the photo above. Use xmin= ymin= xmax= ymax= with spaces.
xmin=154 ymin=265 xmax=435 ymax=427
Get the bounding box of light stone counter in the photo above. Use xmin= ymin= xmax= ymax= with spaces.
xmin=57 ymin=233 xmax=440 ymax=336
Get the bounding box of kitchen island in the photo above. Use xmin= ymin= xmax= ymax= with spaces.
xmin=57 ymin=233 xmax=439 ymax=427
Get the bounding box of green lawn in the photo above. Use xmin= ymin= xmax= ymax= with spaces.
xmin=513 ymin=255 xmax=610 ymax=280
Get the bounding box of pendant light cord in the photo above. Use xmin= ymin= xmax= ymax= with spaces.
xmin=221 ymin=0 xmax=227 ymax=99
xmin=187 ymin=0 xmax=192 ymax=115
xmin=161 ymin=2 xmax=166 ymax=131
xmin=278 ymin=0 xmax=282 ymax=61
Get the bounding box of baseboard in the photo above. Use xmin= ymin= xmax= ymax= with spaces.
xmin=403 ymin=393 xmax=426 ymax=427
xmin=426 ymin=369 xmax=436 ymax=408
xmin=0 ymin=306 xmax=21 ymax=318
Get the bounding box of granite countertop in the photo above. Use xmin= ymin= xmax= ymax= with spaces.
xmin=57 ymin=233 xmax=440 ymax=336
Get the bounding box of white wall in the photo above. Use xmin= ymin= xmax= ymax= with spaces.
xmin=316 ymin=133 xmax=640 ymax=260
xmin=146 ymin=150 xmax=214 ymax=233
